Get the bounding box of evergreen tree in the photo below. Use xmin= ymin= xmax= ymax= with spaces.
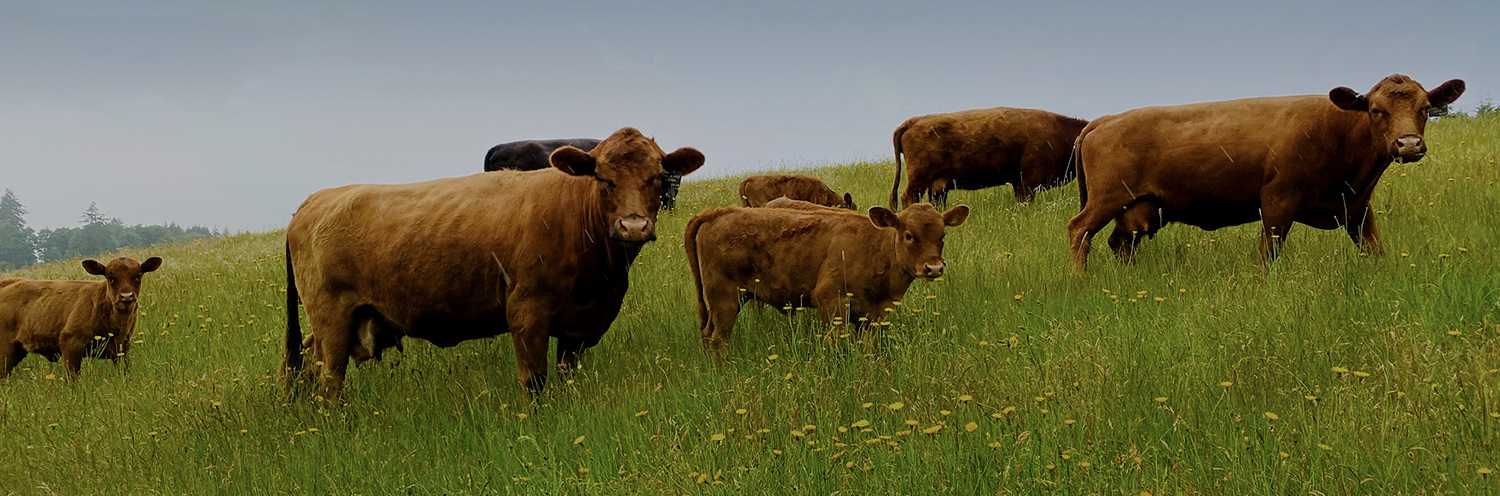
xmin=70 ymin=202 xmax=121 ymax=257
xmin=0 ymin=189 xmax=37 ymax=268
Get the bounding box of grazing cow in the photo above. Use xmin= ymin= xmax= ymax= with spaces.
xmin=764 ymin=196 xmax=847 ymax=212
xmin=0 ymin=257 xmax=163 ymax=378
xmin=685 ymin=204 xmax=969 ymax=353
xmin=1066 ymin=74 xmax=1465 ymax=270
xmin=739 ymin=174 xmax=856 ymax=210
xmin=483 ymin=138 xmax=601 ymax=172
xmin=285 ymin=127 xmax=705 ymax=398
xmin=891 ymin=107 xmax=1089 ymax=209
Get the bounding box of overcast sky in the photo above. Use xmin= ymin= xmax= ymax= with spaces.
xmin=2 ymin=0 xmax=1495 ymax=231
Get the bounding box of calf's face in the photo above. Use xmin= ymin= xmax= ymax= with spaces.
xmin=82 ymin=256 xmax=163 ymax=311
xmin=868 ymin=204 xmax=970 ymax=279
xmin=550 ymin=127 xmax=705 ymax=243
xmin=1329 ymin=75 xmax=1465 ymax=163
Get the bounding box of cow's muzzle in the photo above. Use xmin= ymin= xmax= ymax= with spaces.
xmin=611 ymin=215 xmax=656 ymax=243
xmin=918 ymin=261 xmax=946 ymax=279
xmin=1393 ymin=135 xmax=1426 ymax=163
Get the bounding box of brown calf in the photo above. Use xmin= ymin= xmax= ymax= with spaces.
xmin=0 ymin=257 xmax=163 ymax=378
xmin=739 ymin=174 xmax=856 ymax=210
xmin=1067 ymin=74 xmax=1465 ymax=270
xmin=685 ymin=204 xmax=968 ymax=353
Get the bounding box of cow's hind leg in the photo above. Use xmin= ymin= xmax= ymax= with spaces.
xmin=1107 ymin=200 xmax=1160 ymax=263
xmin=1066 ymin=202 xmax=1121 ymax=272
xmin=700 ymin=283 xmax=742 ymax=357
xmin=307 ymin=307 xmax=356 ymax=401
xmin=1259 ymin=196 xmax=1298 ymax=265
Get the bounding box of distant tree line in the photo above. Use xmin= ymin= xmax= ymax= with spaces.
xmin=0 ymin=189 xmax=219 ymax=270
xmin=1435 ymin=99 xmax=1499 ymax=119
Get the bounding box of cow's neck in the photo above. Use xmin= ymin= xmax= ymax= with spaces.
xmin=91 ymin=283 xmax=136 ymax=335
xmin=1340 ymin=112 xmax=1398 ymax=198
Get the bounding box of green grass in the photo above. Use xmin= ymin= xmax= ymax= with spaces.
xmin=2 ymin=114 xmax=1498 ymax=495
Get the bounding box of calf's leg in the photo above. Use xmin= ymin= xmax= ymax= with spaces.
xmin=1345 ymin=206 xmax=1384 ymax=256
xmin=0 ymin=342 xmax=25 ymax=378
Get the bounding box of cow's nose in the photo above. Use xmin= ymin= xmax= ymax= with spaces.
xmin=1395 ymin=135 xmax=1425 ymax=159
xmin=118 ymin=292 xmax=136 ymax=302
xmin=921 ymin=262 xmax=945 ymax=278
xmin=614 ymin=216 xmax=656 ymax=243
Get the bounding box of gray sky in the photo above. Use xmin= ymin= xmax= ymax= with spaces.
xmin=2 ymin=0 xmax=1494 ymax=231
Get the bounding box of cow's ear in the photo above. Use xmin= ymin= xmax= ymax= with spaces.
xmin=82 ymin=260 xmax=106 ymax=276
xmin=942 ymin=205 xmax=971 ymax=227
xmin=141 ymin=257 xmax=163 ymax=273
xmin=843 ymin=192 xmax=856 ymax=210
xmin=1428 ymin=79 xmax=1466 ymax=107
xmin=550 ymin=146 xmax=596 ymax=176
xmin=663 ymin=147 xmax=706 ymax=176
xmin=868 ymin=206 xmax=900 ymax=229
xmin=1329 ymin=87 xmax=1368 ymax=112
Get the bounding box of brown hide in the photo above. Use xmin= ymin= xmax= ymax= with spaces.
xmin=284 ymin=127 xmax=704 ymax=398
xmin=739 ymin=174 xmax=856 ymax=210
xmin=1066 ymin=74 xmax=1465 ymax=270
xmin=764 ymin=196 xmax=848 ymax=212
xmin=0 ymin=256 xmax=162 ymax=378
xmin=891 ymin=107 xmax=1088 ymax=209
xmin=685 ymin=204 xmax=968 ymax=353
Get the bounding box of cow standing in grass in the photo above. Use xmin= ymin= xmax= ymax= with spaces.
xmin=0 ymin=256 xmax=163 ymax=378
xmin=685 ymin=204 xmax=968 ymax=354
xmin=891 ymin=107 xmax=1088 ymax=209
xmin=1067 ymin=74 xmax=1465 ymax=270
xmin=285 ymin=127 xmax=705 ymax=398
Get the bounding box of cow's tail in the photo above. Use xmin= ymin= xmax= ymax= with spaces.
xmin=889 ymin=119 xmax=914 ymax=210
xmin=683 ymin=213 xmax=710 ymax=334
xmin=282 ymin=239 xmax=304 ymax=383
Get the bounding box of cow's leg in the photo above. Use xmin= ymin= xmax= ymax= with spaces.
xmin=1259 ymin=202 xmax=1297 ymax=265
xmin=1011 ymin=182 xmax=1036 ymax=204
xmin=61 ymin=343 xmax=85 ymax=380
xmin=555 ymin=336 xmax=596 ymax=376
xmin=506 ymin=298 xmax=553 ymax=396
xmin=0 ymin=341 xmax=25 ymax=378
xmin=1066 ymin=205 xmax=1119 ymax=272
xmin=1346 ymin=205 xmax=1384 ymax=256
xmin=307 ymin=309 xmax=354 ymax=400
xmin=1107 ymin=201 xmax=1158 ymax=263
xmin=900 ymin=176 xmax=926 ymax=209
xmin=700 ymin=283 xmax=741 ymax=356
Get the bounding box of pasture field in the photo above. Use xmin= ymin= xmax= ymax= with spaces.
xmin=1 ymin=114 xmax=1498 ymax=495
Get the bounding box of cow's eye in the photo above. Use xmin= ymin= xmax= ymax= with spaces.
xmin=904 ymin=232 xmax=914 ymax=242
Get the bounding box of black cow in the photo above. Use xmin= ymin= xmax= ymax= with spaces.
xmin=484 ymin=139 xmax=602 ymax=172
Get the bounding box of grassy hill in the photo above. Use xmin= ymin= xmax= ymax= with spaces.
xmin=2 ymin=114 xmax=1497 ymax=494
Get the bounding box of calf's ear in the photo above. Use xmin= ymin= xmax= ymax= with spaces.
xmin=843 ymin=192 xmax=856 ymax=210
xmin=82 ymin=260 xmax=106 ymax=276
xmin=868 ymin=206 xmax=901 ymax=229
xmin=942 ymin=205 xmax=971 ymax=227
xmin=1427 ymin=79 xmax=1466 ymax=107
xmin=141 ymin=257 xmax=163 ymax=273
xmin=663 ymin=147 xmax=706 ymax=176
xmin=1329 ymin=87 xmax=1368 ymax=112
xmin=550 ymin=146 xmax=597 ymax=176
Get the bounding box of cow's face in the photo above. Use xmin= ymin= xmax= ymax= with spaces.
xmin=83 ymin=256 xmax=162 ymax=311
xmin=550 ymin=127 xmax=705 ymax=243
xmin=869 ymin=204 xmax=970 ymax=279
xmin=1329 ymin=75 xmax=1465 ymax=163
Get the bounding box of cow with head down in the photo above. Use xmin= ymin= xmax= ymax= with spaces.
xmin=1067 ymin=74 xmax=1465 ymax=270
xmin=891 ymin=107 xmax=1088 ymax=209
xmin=285 ymin=127 xmax=705 ymax=398
xmin=739 ymin=174 xmax=856 ymax=210
xmin=685 ymin=203 xmax=969 ymax=354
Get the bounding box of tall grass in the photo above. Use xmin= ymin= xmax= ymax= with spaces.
xmin=1 ymin=115 xmax=1497 ymax=494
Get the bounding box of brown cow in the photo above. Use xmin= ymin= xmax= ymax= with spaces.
xmin=739 ymin=174 xmax=856 ymax=210
xmin=685 ymin=204 xmax=969 ymax=353
xmin=0 ymin=256 xmax=163 ymax=378
xmin=891 ymin=107 xmax=1088 ymax=209
xmin=284 ymin=127 xmax=705 ymax=398
xmin=1066 ymin=74 xmax=1465 ymax=270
